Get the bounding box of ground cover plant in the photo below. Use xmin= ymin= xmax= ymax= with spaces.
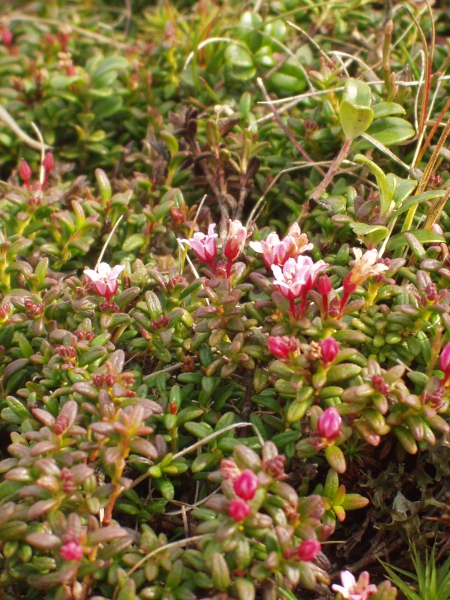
xmin=1 ymin=0 xmax=450 ymax=598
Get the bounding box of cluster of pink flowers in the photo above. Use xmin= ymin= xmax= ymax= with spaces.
xmin=272 ymin=255 xmax=327 ymax=316
xmin=228 ymin=469 xmax=259 ymax=522
xmin=251 ymin=223 xmax=326 ymax=317
xmin=250 ymin=222 xmax=313 ymax=268
xmin=182 ymin=220 xmax=247 ymax=276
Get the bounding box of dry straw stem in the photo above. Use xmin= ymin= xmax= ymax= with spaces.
xmin=0 ymin=105 xmax=51 ymax=152
xmin=130 ymin=422 xmax=265 ymax=490
xmin=256 ymin=78 xmax=326 ymax=178
xmin=403 ymin=118 xmax=450 ymax=234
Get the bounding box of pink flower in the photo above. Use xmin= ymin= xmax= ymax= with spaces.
xmin=184 ymin=224 xmax=218 ymax=265
xmin=317 ymin=407 xmax=342 ymax=440
xmin=268 ymin=335 xmax=300 ymax=359
xmin=272 ymin=256 xmax=327 ymax=306
xmin=84 ymin=262 xmax=125 ymax=299
xmin=60 ymin=540 xmax=83 ymax=561
xmin=343 ymin=249 xmax=389 ymax=295
xmin=320 ymin=338 xmax=339 ymax=365
xmin=229 ymin=498 xmax=251 ymax=522
xmin=224 ymin=220 xmax=247 ymax=262
xmin=234 ymin=469 xmax=259 ymax=501
xmin=440 ymin=342 xmax=450 ymax=384
xmin=297 ymin=539 xmax=321 ymax=561
xmin=250 ymin=223 xmax=313 ymax=268
xmin=332 ymin=570 xmax=378 ymax=600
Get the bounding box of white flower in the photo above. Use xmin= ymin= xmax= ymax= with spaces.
xmin=84 ymin=262 xmax=125 ymax=299
xmin=332 ymin=570 xmax=378 ymax=600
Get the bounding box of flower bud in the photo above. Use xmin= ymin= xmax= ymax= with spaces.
xmin=60 ymin=540 xmax=83 ymax=561
xmin=439 ymin=342 xmax=450 ymax=379
xmin=317 ymin=274 xmax=332 ymax=295
xmin=268 ymin=335 xmax=299 ymax=359
xmin=229 ymin=498 xmax=250 ymax=522
xmin=431 ymin=223 xmax=444 ymax=235
xmin=233 ymin=469 xmax=259 ymax=501
xmin=2 ymin=29 xmax=13 ymax=48
xmin=317 ymin=407 xmax=342 ymax=440
xmin=19 ymin=159 xmax=32 ymax=184
xmin=297 ymin=539 xmax=321 ymax=562
xmin=319 ymin=338 xmax=339 ymax=365
xmin=42 ymin=152 xmax=54 ymax=172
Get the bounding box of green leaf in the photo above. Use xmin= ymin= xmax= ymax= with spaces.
xmin=355 ymin=117 xmax=415 ymax=149
xmin=387 ymin=229 xmax=445 ymax=251
xmin=224 ymin=43 xmax=256 ymax=81
xmin=339 ymin=79 xmax=373 ymax=141
xmin=349 ymin=223 xmax=389 ymax=246
xmin=389 ymin=190 xmax=445 ymax=219
xmin=354 ymin=154 xmax=391 ymax=215
xmin=49 ymin=75 xmax=83 ymax=89
xmin=184 ymin=421 xmax=214 ymax=439
xmin=92 ymin=96 xmax=123 ymax=119
xmin=153 ymin=478 xmax=174 ymax=501
xmin=122 ymin=234 xmax=146 ymax=253
xmin=267 ymin=71 xmax=306 ymax=95
xmin=372 ymin=102 xmax=406 ymax=119
xmin=90 ymin=56 xmax=129 ymax=85
xmin=387 ymin=173 xmax=417 ymax=207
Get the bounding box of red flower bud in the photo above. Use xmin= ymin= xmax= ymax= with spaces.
xmin=319 ymin=338 xmax=339 ymax=365
xmin=2 ymin=29 xmax=13 ymax=48
xmin=60 ymin=540 xmax=83 ymax=561
xmin=440 ymin=342 xmax=450 ymax=374
xmin=268 ymin=335 xmax=299 ymax=359
xmin=317 ymin=274 xmax=332 ymax=295
xmin=229 ymin=498 xmax=251 ymax=522
xmin=42 ymin=151 xmax=54 ymax=172
xmin=317 ymin=407 xmax=342 ymax=440
xmin=233 ymin=469 xmax=259 ymax=501
xmin=19 ymin=159 xmax=32 ymax=183
xmin=297 ymin=539 xmax=321 ymax=561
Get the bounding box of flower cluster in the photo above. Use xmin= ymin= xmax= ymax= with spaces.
xmin=228 ymin=468 xmax=259 ymax=521
xmin=250 ymin=222 xmax=313 ymax=268
xmin=182 ymin=219 xmax=247 ymax=276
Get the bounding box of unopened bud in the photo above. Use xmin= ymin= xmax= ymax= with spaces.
xmin=297 ymin=539 xmax=321 ymax=562
xmin=317 ymin=274 xmax=332 ymax=295
xmin=233 ymin=469 xmax=259 ymax=501
xmin=319 ymin=338 xmax=339 ymax=365
xmin=42 ymin=151 xmax=54 ymax=172
xmin=19 ymin=159 xmax=32 ymax=183
xmin=317 ymin=407 xmax=342 ymax=440
xmin=228 ymin=498 xmax=250 ymax=522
